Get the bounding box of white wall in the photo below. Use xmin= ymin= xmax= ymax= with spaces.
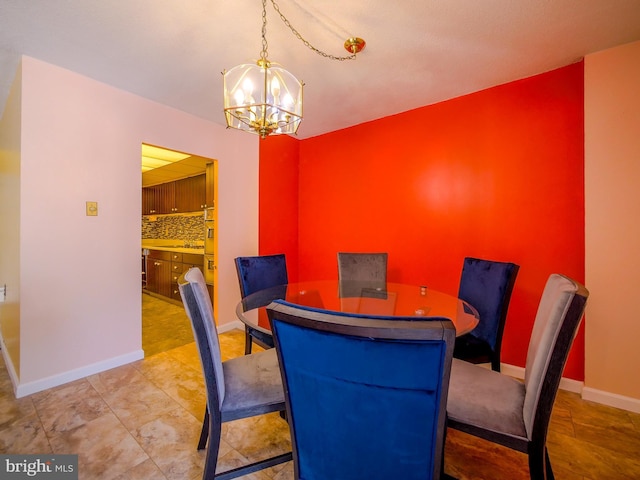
xmin=585 ymin=40 xmax=640 ymax=410
xmin=1 ymin=56 xmax=259 ymax=396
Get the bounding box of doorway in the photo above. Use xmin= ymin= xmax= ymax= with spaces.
xmin=141 ymin=144 xmax=217 ymax=357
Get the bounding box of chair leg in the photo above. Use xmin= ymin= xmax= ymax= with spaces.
xmin=202 ymin=420 xmax=222 ymax=480
xmin=528 ymin=443 xmax=551 ymax=480
xmin=545 ymin=448 xmax=555 ymax=480
xmin=244 ymin=327 xmax=253 ymax=355
xmin=198 ymin=406 xmax=209 ymax=450
xmin=490 ymin=355 xmax=501 ymax=372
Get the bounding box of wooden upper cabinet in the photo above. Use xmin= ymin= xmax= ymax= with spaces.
xmin=143 ymin=174 xmax=206 ymax=215
xmin=142 ymin=185 xmax=161 ymax=214
xmin=175 ymin=174 xmax=206 ymax=213
xmin=158 ymin=182 xmax=176 ymax=213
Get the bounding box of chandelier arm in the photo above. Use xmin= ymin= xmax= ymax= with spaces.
xmin=269 ymin=0 xmax=357 ymax=61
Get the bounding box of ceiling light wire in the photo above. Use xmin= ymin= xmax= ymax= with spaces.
xmin=269 ymin=0 xmax=360 ymax=61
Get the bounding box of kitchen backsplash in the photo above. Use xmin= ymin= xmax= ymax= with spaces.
xmin=142 ymin=213 xmax=204 ymax=241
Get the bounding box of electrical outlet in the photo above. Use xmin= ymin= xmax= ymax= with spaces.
xmin=0 ymin=284 xmax=5 ymax=302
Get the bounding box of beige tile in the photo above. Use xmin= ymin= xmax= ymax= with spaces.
xmin=87 ymin=363 xmax=153 ymax=395
xmin=97 ymin=378 xmax=182 ymax=433
xmin=166 ymin=342 xmax=203 ymax=373
xmin=129 ymin=350 xmax=206 ymax=420
xmin=0 ymin=390 xmax=36 ymax=430
xmin=216 ymin=447 xmax=278 ymax=479
xmin=32 ymin=378 xmax=111 ymax=437
xmin=112 ymin=458 xmax=167 ymax=480
xmin=0 ymin=412 xmax=52 ymax=454
xmin=132 ymin=407 xmax=204 ymax=480
xmin=142 ymin=294 xmax=194 ymax=357
xmin=219 ymin=329 xmax=254 ymax=360
xmin=221 ymin=413 xmax=291 ymax=463
xmin=271 ymin=461 xmax=294 ymax=480
xmin=49 ymin=412 xmax=149 ymax=480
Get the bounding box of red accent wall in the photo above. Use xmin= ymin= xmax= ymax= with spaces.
xmin=260 ymin=62 xmax=585 ymax=379
xmin=259 ymin=134 xmax=300 ymax=281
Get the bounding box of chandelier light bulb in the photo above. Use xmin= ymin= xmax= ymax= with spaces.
xmin=271 ymin=77 xmax=281 ymax=100
xmin=233 ymin=89 xmax=244 ymax=106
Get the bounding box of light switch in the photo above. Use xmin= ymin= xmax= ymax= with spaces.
xmin=86 ymin=201 xmax=98 ymax=216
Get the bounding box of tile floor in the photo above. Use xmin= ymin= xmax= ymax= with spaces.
xmin=0 ymin=295 xmax=639 ymax=479
xmin=142 ymin=293 xmax=196 ymax=357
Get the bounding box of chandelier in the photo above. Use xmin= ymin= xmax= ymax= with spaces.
xmin=222 ymin=0 xmax=365 ymax=139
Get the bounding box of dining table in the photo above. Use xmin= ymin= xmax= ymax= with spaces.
xmin=235 ymin=280 xmax=479 ymax=341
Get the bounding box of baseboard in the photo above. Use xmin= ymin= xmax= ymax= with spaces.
xmin=14 ymin=349 xmax=144 ymax=398
xmin=501 ymin=362 xmax=640 ymax=412
xmin=217 ymin=319 xmax=245 ymax=334
xmin=0 ymin=334 xmax=20 ymax=395
xmin=582 ymin=387 xmax=640 ymax=414
xmin=1 ymin=316 xmax=242 ymax=398
xmin=500 ymin=363 xmax=584 ymax=393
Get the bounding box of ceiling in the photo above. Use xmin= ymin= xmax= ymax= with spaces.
xmin=1 ymin=0 xmax=640 ymax=140
xmin=141 ymin=144 xmax=212 ymax=187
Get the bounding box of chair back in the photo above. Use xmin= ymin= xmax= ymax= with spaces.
xmin=337 ymin=252 xmax=388 ymax=297
xmin=235 ymin=254 xmax=288 ymax=298
xmin=457 ymin=257 xmax=519 ymax=350
xmin=523 ymin=273 xmax=588 ymax=440
xmin=267 ymin=300 xmax=455 ymax=480
xmin=178 ymin=268 xmax=225 ymax=412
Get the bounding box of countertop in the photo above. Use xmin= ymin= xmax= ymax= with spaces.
xmin=142 ymin=241 xmax=205 ymax=254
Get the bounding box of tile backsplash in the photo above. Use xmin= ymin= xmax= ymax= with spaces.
xmin=142 ymin=213 xmax=204 ymax=241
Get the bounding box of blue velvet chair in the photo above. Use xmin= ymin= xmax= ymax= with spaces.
xmin=267 ymin=300 xmax=455 ymax=480
xmin=454 ymin=257 xmax=519 ymax=371
xmin=337 ymin=252 xmax=388 ymax=297
xmin=235 ymin=254 xmax=288 ymax=354
xmin=178 ymin=268 xmax=291 ymax=479
xmin=446 ymin=274 xmax=589 ymax=479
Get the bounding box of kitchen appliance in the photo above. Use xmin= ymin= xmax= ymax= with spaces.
xmin=141 ymin=248 xmax=149 ymax=290
xmin=204 ymin=207 xmax=216 ymax=286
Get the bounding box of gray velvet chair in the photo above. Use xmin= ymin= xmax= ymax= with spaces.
xmin=267 ymin=300 xmax=455 ymax=480
xmin=446 ymin=273 xmax=589 ymax=480
xmin=337 ymin=252 xmax=388 ymax=297
xmin=178 ymin=268 xmax=291 ymax=479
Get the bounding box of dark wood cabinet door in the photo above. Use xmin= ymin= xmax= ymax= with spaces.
xmin=142 ymin=186 xmax=161 ymax=214
xmin=142 ymin=187 xmax=151 ymax=215
xmin=147 ymin=258 xmax=171 ymax=296
xmin=143 ymin=174 xmax=206 ymax=215
xmin=157 ymin=182 xmax=176 ymax=214
xmin=175 ymin=175 xmax=206 ymax=212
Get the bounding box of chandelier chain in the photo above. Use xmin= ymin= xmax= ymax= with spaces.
xmin=269 ymin=0 xmax=356 ymax=61
xmin=260 ymin=0 xmax=269 ymax=62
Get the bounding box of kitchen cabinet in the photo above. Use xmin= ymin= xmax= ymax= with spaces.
xmin=146 ymin=250 xmax=172 ymax=297
xmin=145 ymin=249 xmax=212 ymax=304
xmin=170 ymin=252 xmax=204 ymax=301
xmin=157 ymin=182 xmax=176 ymax=213
xmin=175 ymin=175 xmax=206 ymax=213
xmin=142 ymin=185 xmax=160 ymax=215
xmin=142 ymin=174 xmax=206 ymax=214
